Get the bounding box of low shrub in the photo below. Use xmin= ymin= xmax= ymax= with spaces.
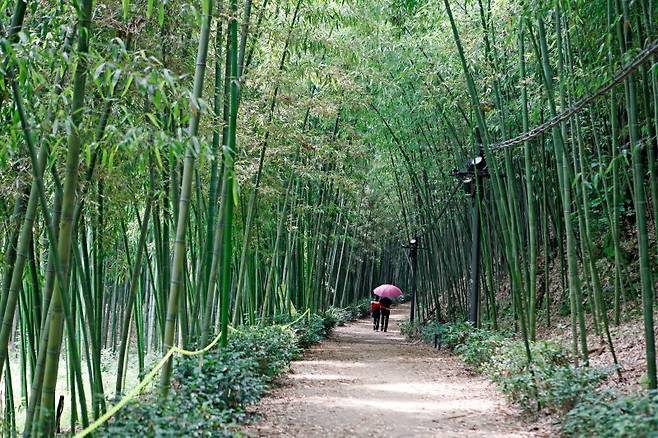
xmin=400 ymin=320 xmax=472 ymax=347
xmin=291 ymin=313 xmax=327 ymax=348
xmin=323 ymin=306 xmax=351 ymax=328
xmin=485 ymin=340 xmax=606 ymax=414
xmin=104 ymin=351 xmax=263 ymax=436
xmin=101 ymin=324 xmax=300 ymax=436
xmin=398 ymin=294 xmax=412 ymax=304
xmin=228 ymin=325 xmax=300 ymax=378
xmin=409 ymin=319 xmax=609 ymax=419
xmin=271 ymin=311 xmax=328 ymax=348
xmin=453 ymin=328 xmax=503 ymax=369
xmin=563 ymin=390 xmax=658 ymax=437
xmin=537 ymin=365 xmax=608 ymax=414
xmin=101 ymin=396 xmax=240 ymax=437
xmin=436 ymin=321 xmax=472 ymax=350
xmin=100 ymin=302 xmax=373 ymax=436
xmin=419 ymin=321 xmax=441 ymax=343
xmin=175 ymin=350 xmax=266 ymax=416
xmin=399 ymin=320 xmax=423 ymax=339
xmin=343 ymin=298 xmax=370 ymax=320
xmin=400 ymin=318 xmax=451 ymax=344
xmin=485 ymin=339 xmax=569 ymax=381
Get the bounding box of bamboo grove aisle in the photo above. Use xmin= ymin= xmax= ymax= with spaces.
xmin=3 ymin=1 xmax=658 ymax=435
xmin=244 ymin=304 xmax=535 ymax=438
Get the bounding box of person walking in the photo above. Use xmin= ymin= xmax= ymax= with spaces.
xmin=370 ymin=296 xmax=381 ymax=331
xmin=372 ymin=284 xmax=402 ymax=333
xmin=379 ymin=296 xmax=392 ymax=332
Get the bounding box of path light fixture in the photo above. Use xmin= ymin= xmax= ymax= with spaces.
xmin=408 ymin=236 xmax=418 ymax=323
xmin=450 ymin=129 xmax=490 ymax=326
xmin=451 ymin=146 xmax=489 ymax=198
xmin=401 ymin=236 xmax=419 ymax=323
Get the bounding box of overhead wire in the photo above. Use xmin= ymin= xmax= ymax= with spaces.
xmin=489 ymin=38 xmax=658 ymax=150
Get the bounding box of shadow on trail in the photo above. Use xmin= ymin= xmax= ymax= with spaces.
xmin=245 ymin=303 xmax=534 ymax=438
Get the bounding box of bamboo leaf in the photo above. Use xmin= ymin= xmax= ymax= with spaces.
xmin=85 ymin=143 xmax=91 ymax=166
xmin=93 ymin=62 xmax=106 ymax=81
xmin=123 ymin=0 xmax=130 ymax=21
xmin=108 ymin=147 xmax=116 ymax=169
xmin=153 ymin=145 xmax=163 ymax=169
xmin=121 ymin=75 xmax=134 ymax=98
xmin=158 ymin=2 xmax=165 ymax=26
xmin=145 ymin=113 xmax=160 ymax=128
xmin=147 ymin=0 xmax=154 ymax=18
xmin=111 ymin=68 xmax=122 ymax=95
xmin=232 ymin=175 xmax=240 ymax=207
xmin=153 ymin=89 xmax=162 ymax=108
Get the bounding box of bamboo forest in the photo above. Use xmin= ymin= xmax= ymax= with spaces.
xmin=1 ymin=0 xmax=658 ymax=436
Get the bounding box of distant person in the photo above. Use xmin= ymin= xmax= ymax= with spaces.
xmin=370 ymin=296 xmax=381 ymax=331
xmin=379 ymin=297 xmax=392 ymax=332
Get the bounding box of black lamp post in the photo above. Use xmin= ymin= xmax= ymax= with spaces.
xmin=408 ymin=236 xmax=418 ymax=323
xmin=451 ymin=134 xmax=489 ymax=326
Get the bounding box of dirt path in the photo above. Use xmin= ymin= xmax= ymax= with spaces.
xmin=244 ymin=304 xmax=537 ymax=437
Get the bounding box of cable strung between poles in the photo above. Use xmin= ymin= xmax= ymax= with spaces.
xmin=490 ymin=38 xmax=658 ymax=150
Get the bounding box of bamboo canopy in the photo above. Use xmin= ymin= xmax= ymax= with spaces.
xmin=0 ymin=0 xmax=657 ymax=435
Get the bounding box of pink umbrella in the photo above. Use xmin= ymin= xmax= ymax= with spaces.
xmin=373 ymin=284 xmax=403 ymax=298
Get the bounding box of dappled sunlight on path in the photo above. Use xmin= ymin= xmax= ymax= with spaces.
xmin=244 ymin=304 xmax=536 ymax=437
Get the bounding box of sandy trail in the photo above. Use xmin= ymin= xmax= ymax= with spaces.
xmin=244 ymin=304 xmax=537 ymax=437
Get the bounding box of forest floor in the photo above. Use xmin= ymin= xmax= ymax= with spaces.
xmin=539 ymin=307 xmax=653 ymax=393
xmin=243 ymin=304 xmax=540 ymax=437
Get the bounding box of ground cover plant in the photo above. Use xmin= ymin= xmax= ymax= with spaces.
xmin=562 ymin=390 xmax=658 ymax=437
xmin=405 ymin=320 xmax=617 ymax=430
xmin=99 ymin=311 xmax=347 ymax=436
xmin=98 ymin=298 xmax=373 ymax=436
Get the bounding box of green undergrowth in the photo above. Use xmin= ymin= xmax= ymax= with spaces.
xmin=322 ymin=298 xmax=371 ymax=328
xmin=100 ymin=302 xmax=369 ymax=437
xmin=562 ymin=390 xmax=658 ymax=437
xmin=401 ymin=320 xmax=658 ymax=436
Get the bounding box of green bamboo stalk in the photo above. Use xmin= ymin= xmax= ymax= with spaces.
xmin=261 ymin=174 xmax=296 ymax=320
xmin=37 ymin=0 xmax=94 ymax=431
xmin=0 ymin=191 xmax=24 ymax=325
xmin=4 ymin=33 xmax=89 ymax=438
xmin=160 ymin=0 xmax=214 ymax=394
xmin=197 ymin=0 xmax=226 ymax=342
xmin=0 ymin=139 xmax=51 ymax=381
xmin=231 ymin=0 xmax=302 ymax=324
xmin=116 ymin=153 xmax=155 ymax=396
xmin=518 ymin=21 xmax=538 ymax=340
xmin=620 ymin=0 xmax=656 ymax=389
xmin=443 ymin=0 xmax=533 ymax=362
xmin=535 ymin=13 xmax=588 ymax=365
xmin=0 ymin=0 xmax=30 ymax=338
